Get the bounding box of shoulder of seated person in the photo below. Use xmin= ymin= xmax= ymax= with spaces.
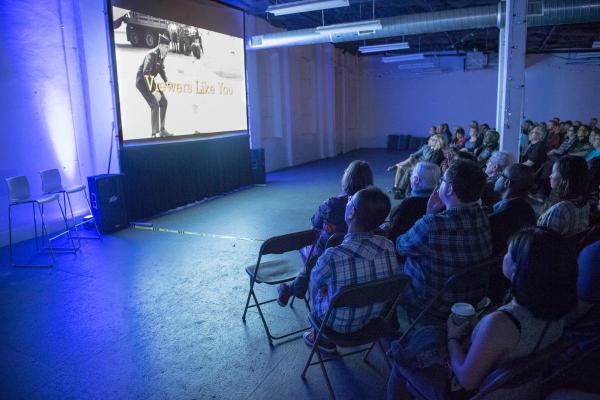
xmin=478 ymin=311 xmax=521 ymax=343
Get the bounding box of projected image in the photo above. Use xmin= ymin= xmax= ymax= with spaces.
xmin=112 ymin=7 xmax=247 ymax=141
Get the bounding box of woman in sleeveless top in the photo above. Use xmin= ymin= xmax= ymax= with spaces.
xmin=387 ymin=228 xmax=578 ymax=399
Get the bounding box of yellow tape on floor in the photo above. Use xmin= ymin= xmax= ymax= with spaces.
xmin=130 ymin=223 xmax=264 ymax=242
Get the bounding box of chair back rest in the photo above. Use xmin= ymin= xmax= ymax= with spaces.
xmin=40 ymin=169 xmax=63 ymax=193
xmin=260 ymin=229 xmax=318 ymax=256
xmin=325 ymin=232 xmax=345 ymax=248
xmin=330 ymin=275 xmax=411 ymax=309
xmin=438 ymin=256 xmax=502 ymax=314
xmin=6 ymin=176 xmax=31 ymax=203
xmin=471 ymin=338 xmax=571 ymax=400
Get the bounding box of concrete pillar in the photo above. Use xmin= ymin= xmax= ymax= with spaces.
xmin=496 ymin=0 xmax=527 ymax=159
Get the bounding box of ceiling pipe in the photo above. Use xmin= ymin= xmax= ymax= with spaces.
xmin=248 ymin=0 xmax=600 ymax=50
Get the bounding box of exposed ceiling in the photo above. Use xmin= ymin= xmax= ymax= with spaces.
xmin=216 ymin=0 xmax=600 ymax=55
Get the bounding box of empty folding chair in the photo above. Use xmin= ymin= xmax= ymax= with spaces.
xmin=40 ymin=168 xmax=100 ymax=239
xmin=6 ymin=176 xmax=75 ymax=267
xmin=242 ymin=229 xmax=318 ymax=344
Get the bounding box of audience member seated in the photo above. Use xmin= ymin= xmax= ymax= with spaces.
xmin=451 ymin=126 xmax=466 ymax=149
xmin=489 ymin=164 xmax=536 ymax=256
xmin=479 ymin=123 xmax=490 ymax=137
xmin=387 ymin=228 xmax=577 ymax=400
xmin=588 ymin=158 xmax=600 ymax=224
xmin=584 ymin=131 xmax=600 ymax=162
xmin=547 ymin=239 xmax=600 ymax=398
xmin=385 ymin=162 xmax=440 ymax=244
xmin=520 ymin=119 xmax=534 ymax=155
xmin=538 ymin=156 xmax=590 ymax=236
xmin=464 ymin=127 xmax=483 ymax=154
xmin=440 ymin=147 xmax=477 ymax=175
xmin=388 ymin=134 xmax=445 ymax=199
xmin=521 ymin=126 xmax=548 ymax=171
xmin=569 ymin=126 xmax=593 ymax=156
xmin=547 ymin=119 xmax=562 ymax=150
xmin=481 ymin=151 xmax=514 ymax=209
xmin=397 ymin=159 xmax=492 ymax=323
xmin=475 ymin=130 xmax=500 ymax=167
xmin=548 ymin=125 xmax=577 ymax=161
xmin=590 ymin=117 xmax=598 ymax=131
xmin=303 ymin=186 xmax=401 ymax=352
xmin=439 ymin=123 xmax=452 ymax=144
xmin=276 ymin=160 xmax=373 ymax=306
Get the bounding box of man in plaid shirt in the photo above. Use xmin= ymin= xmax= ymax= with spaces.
xmin=397 ymin=159 xmax=493 ymax=323
xmin=306 ymin=186 xmax=402 ymax=351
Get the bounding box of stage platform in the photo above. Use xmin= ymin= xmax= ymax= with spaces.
xmin=0 ymin=148 xmax=409 ymax=399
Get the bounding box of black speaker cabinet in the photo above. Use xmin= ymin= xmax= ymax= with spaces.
xmin=250 ymin=148 xmax=266 ymax=184
xmin=87 ymin=174 xmax=128 ymax=233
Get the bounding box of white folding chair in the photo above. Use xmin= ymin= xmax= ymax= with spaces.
xmin=6 ymin=176 xmax=76 ymax=268
xmin=40 ymin=169 xmax=100 ymax=239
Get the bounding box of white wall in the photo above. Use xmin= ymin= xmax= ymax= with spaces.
xmin=357 ymin=54 xmax=600 ymax=149
xmin=0 ymin=0 xmax=116 ymax=247
xmin=246 ymin=16 xmax=361 ymax=172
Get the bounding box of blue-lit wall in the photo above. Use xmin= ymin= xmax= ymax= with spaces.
xmin=0 ymin=0 xmax=116 ymax=247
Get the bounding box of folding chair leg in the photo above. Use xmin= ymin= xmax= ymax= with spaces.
xmin=301 ymin=342 xmax=318 ymax=378
xmin=251 ymin=290 xmax=274 ymax=345
xmin=316 ymin=349 xmax=336 ymax=400
xmin=242 ymin=279 xmax=255 ymax=321
xmin=304 ymin=297 xmax=311 ymax=312
xmin=362 ymin=341 xmax=376 ymax=362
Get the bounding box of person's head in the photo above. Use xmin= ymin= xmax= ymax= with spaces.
xmin=341 ymin=160 xmax=373 ymax=196
xmin=157 ymin=34 xmax=170 ymax=57
xmin=483 ymin=130 xmax=500 ymax=147
xmin=429 ymin=126 xmax=437 ymax=136
xmin=590 ymin=117 xmax=598 ymax=128
xmin=470 ymin=120 xmax=479 ymax=130
xmin=410 ymin=161 xmax=441 ymax=192
xmin=454 ymin=127 xmax=465 ymax=139
xmin=494 ymin=163 xmax=534 ymax=198
xmin=485 ymin=150 xmax=514 ymax=177
xmin=529 ymin=126 xmax=545 ymax=143
xmin=479 ymin=123 xmax=490 ymax=135
xmin=436 ymin=124 xmax=443 ymax=134
xmin=577 ymin=126 xmax=589 ymax=141
xmin=566 ymin=126 xmax=577 ymax=140
xmin=550 ymin=155 xmax=589 ymax=202
xmin=521 ymin=120 xmax=533 ymax=133
xmin=442 ymin=123 xmax=449 ymax=132
xmin=574 ymin=120 xmax=583 ymax=129
xmin=345 ymin=186 xmax=391 ymax=232
xmin=439 ymin=159 xmax=486 ymax=206
xmin=469 ymin=127 xmax=480 ymax=140
xmin=428 ymin=134 xmax=446 ymax=150
xmin=503 ymin=228 xmax=577 ymax=320
xmin=591 ymin=131 xmax=600 ymax=149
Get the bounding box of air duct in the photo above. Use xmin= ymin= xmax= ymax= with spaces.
xmin=248 ymin=0 xmax=600 ymax=50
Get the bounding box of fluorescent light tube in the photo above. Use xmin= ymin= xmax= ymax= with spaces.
xmin=358 ymin=42 xmax=410 ymax=53
xmin=316 ymin=20 xmax=382 ymax=36
xmin=381 ymin=53 xmax=425 ymax=63
xmin=398 ymin=62 xmax=435 ymax=70
xmin=593 ymin=41 xmax=600 ymax=49
xmin=267 ymin=0 xmax=349 ymax=16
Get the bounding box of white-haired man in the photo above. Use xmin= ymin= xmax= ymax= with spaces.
xmin=481 ymin=150 xmax=514 ymax=208
xmin=386 ymin=162 xmax=441 ymax=243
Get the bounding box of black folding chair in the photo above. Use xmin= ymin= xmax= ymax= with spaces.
xmin=242 ymin=229 xmax=318 ymax=344
xmin=400 ymin=255 xmax=503 ymax=345
xmin=301 ymin=274 xmax=411 ymax=400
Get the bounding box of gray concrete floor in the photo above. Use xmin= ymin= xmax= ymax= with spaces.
xmin=0 ymin=149 xmax=409 ymax=400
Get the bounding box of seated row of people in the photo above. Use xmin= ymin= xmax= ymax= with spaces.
xmin=276 ymin=151 xmax=598 ymax=397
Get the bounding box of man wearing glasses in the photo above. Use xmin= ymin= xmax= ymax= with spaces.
xmin=397 ymin=159 xmax=492 ymax=323
xmin=481 ymin=151 xmax=514 ymax=209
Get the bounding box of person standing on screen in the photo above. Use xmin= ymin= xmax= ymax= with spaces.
xmin=135 ymin=34 xmax=172 ymax=138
